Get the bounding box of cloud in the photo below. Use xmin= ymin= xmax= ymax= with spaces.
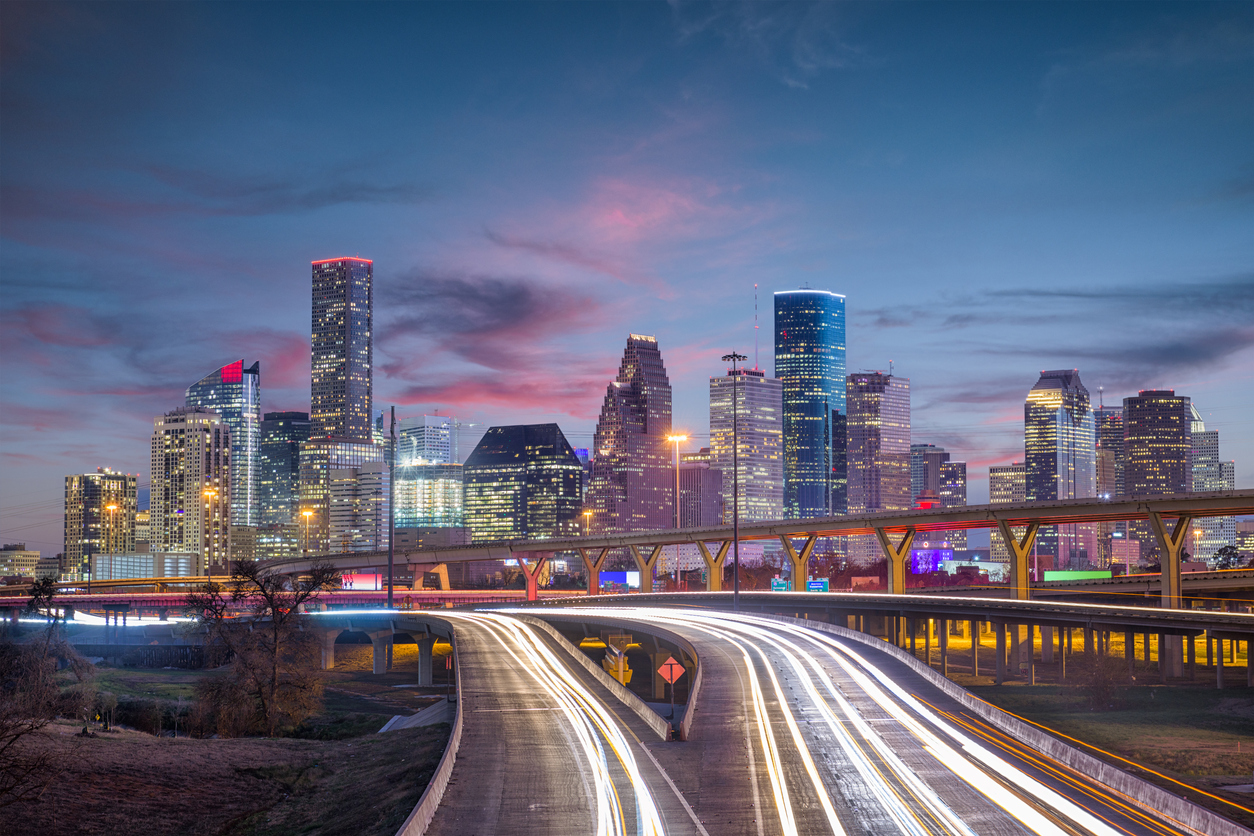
xmin=378 ymin=271 xmax=604 ymax=376
xmin=670 ymin=1 xmax=864 ymax=89
xmin=484 ymin=228 xmax=633 ymax=283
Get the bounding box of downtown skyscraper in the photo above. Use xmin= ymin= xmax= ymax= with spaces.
xmin=846 ymin=372 xmax=910 ymax=563
xmin=1025 ymin=370 xmax=1096 ymax=568
xmin=300 ymin=257 xmax=385 ymax=554
xmin=709 ymin=367 xmax=784 ymax=523
xmin=774 ymin=290 xmax=846 ymax=519
xmin=310 ymin=258 xmax=374 ymax=439
xmin=585 ymin=335 xmax=673 ymax=533
xmin=463 ymin=424 xmax=584 ymax=542
xmin=186 ymin=360 xmax=261 ymax=527
xmin=1190 ymin=404 xmax=1236 ymax=562
xmin=150 ymin=407 xmax=231 ymax=573
xmin=1122 ymin=389 xmax=1192 ymax=564
xmin=63 ymin=467 xmax=138 ymax=579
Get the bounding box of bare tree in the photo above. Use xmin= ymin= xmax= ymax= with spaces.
xmin=0 ymin=630 xmax=93 ymax=808
xmin=24 ymin=578 xmax=57 ymax=622
xmin=186 ymin=559 xmax=339 ymax=737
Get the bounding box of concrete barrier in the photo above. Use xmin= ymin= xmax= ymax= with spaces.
xmin=772 ymin=614 xmax=1251 ymax=836
xmin=521 ymin=611 xmax=704 ymax=740
xmin=393 ymin=630 xmax=463 ymax=836
xmin=514 ymin=614 xmax=671 ymax=741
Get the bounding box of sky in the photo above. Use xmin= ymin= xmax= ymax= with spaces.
xmin=2 ymin=1 xmax=1252 ymax=556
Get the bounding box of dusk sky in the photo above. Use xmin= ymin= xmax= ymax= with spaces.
xmin=2 ymin=2 xmax=1252 ymax=555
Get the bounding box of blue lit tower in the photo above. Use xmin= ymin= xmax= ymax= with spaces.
xmin=1025 ymin=370 xmax=1096 ymax=568
xmin=774 ymin=290 xmax=846 ymax=519
xmin=186 ymin=360 xmax=261 ymax=526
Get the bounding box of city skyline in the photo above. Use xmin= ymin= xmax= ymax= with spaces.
xmin=3 ymin=2 xmax=1252 ymax=554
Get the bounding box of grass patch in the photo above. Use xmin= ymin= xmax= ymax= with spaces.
xmin=290 ymin=712 xmax=389 ymax=740
xmin=969 ymin=683 xmax=1254 ymax=828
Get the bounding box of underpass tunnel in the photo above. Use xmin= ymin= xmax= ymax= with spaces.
xmin=548 ymin=619 xmax=695 ymax=706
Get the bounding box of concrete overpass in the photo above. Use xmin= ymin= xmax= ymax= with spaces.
xmin=268 ymin=489 xmax=1253 ymax=607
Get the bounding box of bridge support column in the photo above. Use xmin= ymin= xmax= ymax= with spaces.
xmin=1217 ymin=641 xmax=1225 ymax=689
xmin=970 ymin=620 xmax=979 ymax=677
xmin=873 ymin=527 xmax=916 ymax=595
xmin=1149 ymin=511 xmax=1191 ymax=677
xmin=628 ymin=545 xmax=664 ymax=594
xmin=995 ymin=622 xmax=1006 ymax=685
xmin=1042 ymin=627 xmax=1054 ymax=663
xmin=417 ymin=635 xmax=435 ymax=687
xmin=779 ymin=534 xmax=818 ymax=591
xmin=939 ymin=624 xmax=948 ymax=676
xmin=996 ymin=520 xmax=1040 ymax=601
xmin=1126 ymin=630 xmax=1134 ymax=678
xmin=578 ymin=548 xmax=611 ymax=596
xmin=513 ymin=552 xmax=551 ymax=602
xmin=369 ymin=631 xmax=391 ymax=675
xmin=1188 ymin=634 xmax=1196 ymax=681
xmin=321 ymin=631 xmax=339 ymax=670
xmin=1247 ymin=640 xmax=1252 ymax=687
xmin=695 ymin=541 xmax=731 ymax=592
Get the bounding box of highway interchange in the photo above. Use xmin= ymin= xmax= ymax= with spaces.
xmin=417 ymin=607 xmax=1221 ymax=836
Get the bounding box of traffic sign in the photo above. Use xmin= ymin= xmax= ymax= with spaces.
xmin=807 ymin=579 xmax=829 ymax=592
xmin=657 ymin=656 xmax=685 ymax=684
xmin=770 ymin=578 xmax=789 ymax=592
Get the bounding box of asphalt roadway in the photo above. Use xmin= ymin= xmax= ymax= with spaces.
xmin=424 ymin=607 xmax=1239 ymax=836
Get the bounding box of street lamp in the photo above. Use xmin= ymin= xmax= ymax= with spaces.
xmin=721 ymin=352 xmax=748 ymax=611
xmin=203 ymin=487 xmax=218 ymax=584
xmin=666 ymin=434 xmax=687 ymax=583
xmin=1193 ymin=528 xmax=1203 ymax=564
xmin=302 ymin=508 xmax=314 ymax=558
xmin=582 ymin=509 xmax=593 ymax=537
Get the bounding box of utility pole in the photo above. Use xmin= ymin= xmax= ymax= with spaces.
xmin=722 ymin=352 xmax=747 ymax=611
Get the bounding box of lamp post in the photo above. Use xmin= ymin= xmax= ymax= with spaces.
xmin=582 ymin=509 xmax=593 ymax=537
xmin=666 ymin=434 xmax=687 ymax=581
xmin=1193 ymin=528 xmax=1202 ymax=565
xmin=721 ymin=352 xmax=747 ymax=611
xmin=202 ymin=487 xmax=218 ymax=584
xmin=302 ymin=508 xmax=313 ymax=558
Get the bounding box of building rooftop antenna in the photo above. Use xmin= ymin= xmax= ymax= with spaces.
xmin=753 ymin=283 xmax=759 ymax=371
xmin=889 ymin=359 xmax=894 ymax=376
xmin=1098 ymin=385 xmax=1104 ymax=409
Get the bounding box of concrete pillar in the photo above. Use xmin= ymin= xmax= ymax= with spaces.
xmin=321 ymin=631 xmax=339 ymax=670
xmin=1083 ymin=626 xmax=1093 ymax=664
xmin=1126 ymin=631 xmax=1134 ymax=678
xmin=1188 ymin=635 xmax=1196 ymax=681
xmin=371 ymin=635 xmax=389 ymax=675
xmin=1218 ymin=647 xmax=1225 ymax=689
xmin=1247 ymin=640 xmax=1253 ymax=688
xmin=417 ymin=635 xmax=435 ymax=687
xmin=940 ymin=623 xmax=948 ymax=677
xmin=1042 ymin=626 xmax=1054 ymax=664
xmin=925 ymin=619 xmax=932 ymax=667
xmin=580 ymin=548 xmax=611 ymax=596
xmin=971 ymin=620 xmax=979 ymax=677
xmin=1058 ymin=627 xmax=1066 ymax=681
xmin=1158 ymin=634 xmax=1166 ymax=683
xmin=874 ymin=527 xmax=915 ymax=595
xmin=628 ymin=545 xmax=663 ymax=595
xmin=995 ymin=622 xmax=1006 ymax=685
xmin=909 ymin=619 xmax=917 ymax=657
xmin=1207 ymin=635 xmax=1214 ymax=667
xmin=1028 ymin=625 xmax=1036 ymax=685
xmin=651 ymin=652 xmax=670 ymax=700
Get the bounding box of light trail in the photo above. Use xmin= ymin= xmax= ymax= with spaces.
xmin=444 ymin=612 xmax=666 ymax=836
xmin=523 ymin=606 xmax=1202 ymax=836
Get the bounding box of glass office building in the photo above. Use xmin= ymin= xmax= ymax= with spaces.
xmin=585 ymin=335 xmax=673 ymax=533
xmin=311 ymin=258 xmax=374 ymax=441
xmin=463 ymin=424 xmax=584 ymax=542
xmin=774 ymin=290 xmax=846 ymax=518
xmin=186 ymin=360 xmax=260 ymax=527
xmin=1025 ymin=370 xmax=1096 ymax=567
xmin=709 ymin=368 xmax=784 ymax=522
xmin=258 ymin=411 xmax=310 ymax=526
xmin=846 ymin=372 xmax=910 ymax=563
xmin=64 ymin=467 xmax=138 ymax=578
xmin=394 ymin=462 xmax=464 ymax=528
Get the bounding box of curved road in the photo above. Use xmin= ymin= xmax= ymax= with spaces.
xmin=423 ymin=607 xmax=1233 ymax=836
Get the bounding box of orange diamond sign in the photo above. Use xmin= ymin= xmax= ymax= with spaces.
xmin=657 ymin=656 xmax=685 ymax=684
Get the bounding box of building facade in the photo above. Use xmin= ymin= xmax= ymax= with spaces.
xmin=259 ymin=411 xmax=311 ymax=526
xmin=1025 ymin=370 xmax=1096 ymax=568
xmin=1190 ymin=405 xmax=1236 ymax=562
xmin=63 ymin=467 xmax=138 ymax=579
xmin=1123 ymin=389 xmax=1192 ymax=563
xmin=299 ymin=438 xmax=384 ymax=554
xmin=328 ymin=461 xmax=389 ymax=552
xmin=677 ymin=458 xmax=723 ymax=527
xmin=585 ymin=335 xmax=672 ymax=533
xmin=846 ymin=372 xmax=910 ymax=562
xmin=774 ymin=289 xmax=846 ymax=519
xmin=709 ymin=368 xmax=784 ymax=523
xmin=398 ymin=415 xmax=454 ymax=464
xmin=988 ymin=462 xmax=1025 ymax=564
xmin=463 ymin=424 xmax=584 ymax=542
xmin=310 ymin=258 xmax=374 ymax=440
xmin=150 ymin=407 xmax=231 ymax=572
xmin=394 ymin=463 xmax=464 ymax=528
xmin=186 ymin=360 xmax=260 ymax=526
xmin=0 ymin=545 xmax=41 ymax=579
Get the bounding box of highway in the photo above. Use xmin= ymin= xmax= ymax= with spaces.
xmin=422 ymin=611 xmax=706 ymax=836
xmin=468 ymin=606 xmax=1227 ymax=836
